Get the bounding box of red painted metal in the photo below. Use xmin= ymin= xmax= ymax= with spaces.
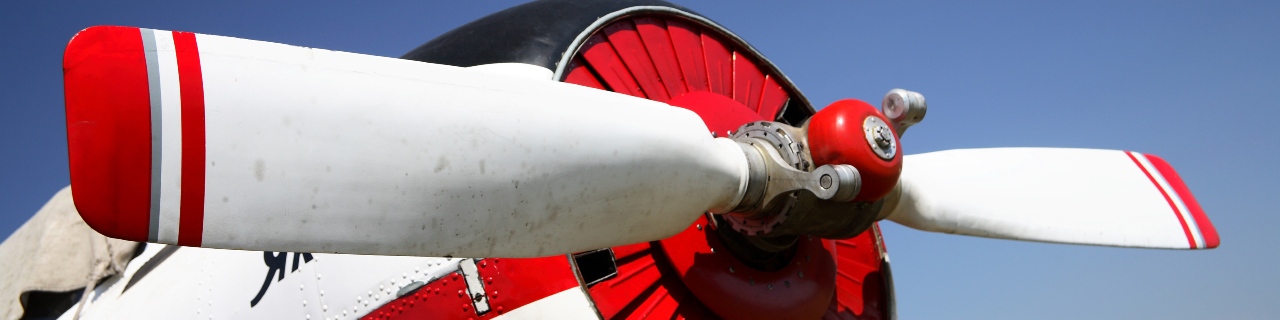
xmin=561 ymin=16 xmax=890 ymax=320
xmin=584 ymin=242 xmax=717 ymax=319
xmin=63 ymin=26 xmax=154 ymax=242
xmin=758 ymin=76 xmax=788 ymax=121
xmin=666 ymin=20 xmax=709 ymax=93
xmin=732 ymin=53 xmax=765 ymax=111
xmin=1144 ymin=154 xmax=1219 ymax=248
xmin=662 ymin=216 xmax=837 ymax=320
xmin=362 ymin=271 xmax=476 ymax=320
xmin=173 ymin=31 xmax=207 ymax=247
xmin=605 ymin=21 xmax=671 ymax=102
xmin=581 ymin=34 xmax=645 ymax=98
xmin=807 ymin=99 xmax=903 ymax=202
xmin=824 ymin=225 xmax=890 ymax=319
xmin=634 ymin=17 xmax=687 ymax=99
xmin=667 ymin=92 xmax=764 ymax=134
xmin=367 ymin=256 xmax=580 ymax=320
xmin=701 ymin=32 xmax=733 ymax=97
xmin=563 ymin=58 xmax=607 ymax=91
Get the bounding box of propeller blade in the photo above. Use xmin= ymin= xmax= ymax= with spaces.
xmin=64 ymin=26 xmax=749 ymax=258
xmin=882 ymin=148 xmax=1219 ymax=249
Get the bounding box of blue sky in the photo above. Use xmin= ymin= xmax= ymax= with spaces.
xmin=2 ymin=1 xmax=1276 ymax=319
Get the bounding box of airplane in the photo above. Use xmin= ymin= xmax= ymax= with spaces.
xmin=0 ymin=0 xmax=1220 ymax=319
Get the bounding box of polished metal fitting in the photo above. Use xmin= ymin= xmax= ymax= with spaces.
xmin=730 ymin=121 xmax=810 ymax=171
xmin=722 ymin=121 xmax=861 ymax=236
xmin=862 ymin=116 xmax=897 ymax=160
xmin=881 ymin=88 xmax=927 ymax=136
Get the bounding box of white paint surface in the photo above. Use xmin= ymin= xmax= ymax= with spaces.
xmin=185 ymin=32 xmax=747 ymax=258
xmin=60 ymin=245 xmax=486 ymax=320
xmin=885 ymin=148 xmax=1198 ymax=249
xmin=1131 ymin=152 xmax=1204 ymax=248
xmin=467 ymin=63 xmax=554 ymax=80
xmin=493 ymin=287 xmax=599 ymax=320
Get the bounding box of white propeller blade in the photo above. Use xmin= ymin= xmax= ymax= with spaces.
xmin=64 ymin=26 xmax=749 ymax=258
xmin=883 ymin=148 xmax=1219 ymax=249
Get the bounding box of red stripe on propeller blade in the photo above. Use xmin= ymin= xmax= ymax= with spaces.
xmin=1144 ymin=154 xmax=1219 ymax=249
xmin=174 ymin=31 xmax=206 ymax=247
xmin=1126 ymin=151 xmax=1197 ymax=248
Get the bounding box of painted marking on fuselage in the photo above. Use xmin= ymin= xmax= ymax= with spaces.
xmin=459 ymin=258 xmax=490 ymax=315
xmin=251 ymin=251 xmax=314 ymax=307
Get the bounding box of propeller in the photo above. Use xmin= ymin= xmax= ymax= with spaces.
xmin=63 ymin=26 xmax=1217 ymax=261
xmin=783 ymin=98 xmax=1218 ymax=250
xmin=64 ymin=26 xmax=755 ymax=258
xmin=883 ymin=148 xmax=1220 ymax=249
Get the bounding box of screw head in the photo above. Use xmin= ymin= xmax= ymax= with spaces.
xmin=873 ymin=125 xmax=893 ymax=147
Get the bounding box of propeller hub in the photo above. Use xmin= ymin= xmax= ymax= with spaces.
xmin=807 ymin=99 xmax=903 ymax=202
xmin=720 ymin=122 xmax=862 ymax=235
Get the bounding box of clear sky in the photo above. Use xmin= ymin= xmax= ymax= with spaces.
xmin=2 ymin=1 xmax=1276 ymax=319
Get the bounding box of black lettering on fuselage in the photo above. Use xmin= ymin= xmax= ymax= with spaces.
xmin=250 ymin=252 xmax=315 ymax=307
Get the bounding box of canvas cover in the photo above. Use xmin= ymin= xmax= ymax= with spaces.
xmin=0 ymin=186 xmax=138 ymax=320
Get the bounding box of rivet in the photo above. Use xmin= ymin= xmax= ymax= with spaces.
xmin=785 ymin=280 xmax=791 ymax=288
xmin=696 ymin=224 xmax=702 ymax=230
xmin=729 ymin=266 xmax=735 ymax=273
xmin=710 ymin=248 xmax=716 ymax=254
xmin=799 ymin=271 xmax=805 ymax=278
xmin=319 ymin=290 xmax=325 ymax=296
xmin=302 ymin=300 xmax=307 ymax=306
xmin=768 ymin=284 xmax=773 ymax=290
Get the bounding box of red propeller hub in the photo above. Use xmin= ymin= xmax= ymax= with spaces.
xmin=807 ymin=99 xmax=903 ymax=202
